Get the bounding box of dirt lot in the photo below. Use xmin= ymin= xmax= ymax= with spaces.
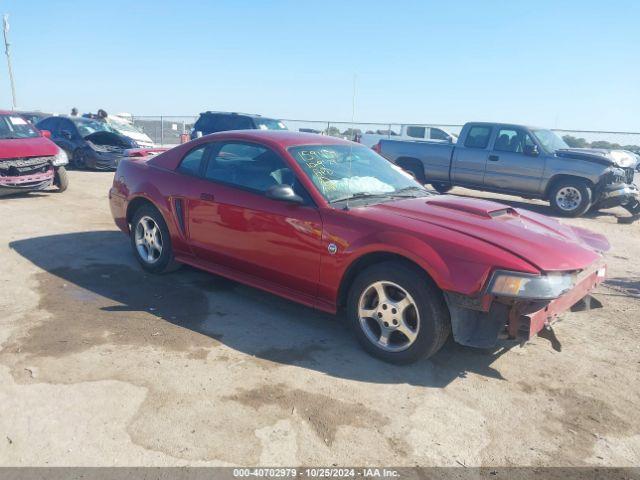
xmin=0 ymin=170 xmax=639 ymax=467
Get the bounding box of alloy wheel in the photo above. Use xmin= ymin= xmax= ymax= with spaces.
xmin=358 ymin=281 xmax=420 ymax=352
xmin=134 ymin=216 xmax=163 ymax=264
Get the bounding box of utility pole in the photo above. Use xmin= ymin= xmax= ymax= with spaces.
xmin=3 ymin=14 xmax=17 ymax=109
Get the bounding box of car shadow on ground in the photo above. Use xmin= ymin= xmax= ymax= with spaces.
xmin=10 ymin=230 xmax=519 ymax=388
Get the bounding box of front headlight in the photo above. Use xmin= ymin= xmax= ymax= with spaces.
xmin=52 ymin=149 xmax=69 ymax=167
xmin=610 ymin=150 xmax=637 ymax=168
xmin=488 ymin=270 xmax=576 ymax=300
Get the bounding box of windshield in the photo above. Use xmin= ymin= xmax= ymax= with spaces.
xmin=0 ymin=114 xmax=40 ymax=139
xmin=74 ymin=119 xmax=116 ymax=137
xmin=255 ymin=118 xmax=287 ymax=130
xmin=288 ymin=144 xmax=427 ymax=203
xmin=107 ymin=116 xmax=144 ymax=135
xmin=532 ymin=129 xmax=569 ymax=153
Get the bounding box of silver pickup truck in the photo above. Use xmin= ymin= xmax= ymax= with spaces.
xmin=375 ymin=122 xmax=639 ymax=217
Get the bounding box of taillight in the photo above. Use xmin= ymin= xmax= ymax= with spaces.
xmin=372 ymin=142 xmax=381 ymax=154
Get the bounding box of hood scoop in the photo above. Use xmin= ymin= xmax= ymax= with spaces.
xmin=426 ymin=197 xmax=519 ymax=219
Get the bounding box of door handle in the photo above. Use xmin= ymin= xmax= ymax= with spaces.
xmin=200 ymin=193 xmax=215 ymax=202
xmin=488 ymin=155 xmax=499 ymax=161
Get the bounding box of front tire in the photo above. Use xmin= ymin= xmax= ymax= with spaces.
xmin=130 ymin=204 xmax=179 ymax=273
xmin=347 ymin=262 xmax=451 ymax=364
xmin=53 ymin=166 xmax=69 ymax=192
xmin=548 ymin=179 xmax=592 ymax=217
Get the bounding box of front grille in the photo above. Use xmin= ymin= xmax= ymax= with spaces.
xmin=624 ymin=168 xmax=635 ymax=184
xmin=0 ymin=156 xmax=54 ymax=177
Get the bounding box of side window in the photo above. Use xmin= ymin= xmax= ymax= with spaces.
xmin=37 ymin=118 xmax=56 ymax=133
xmin=177 ymin=145 xmax=207 ymax=176
xmin=204 ymin=142 xmax=290 ymax=193
xmin=61 ymin=119 xmax=76 ymax=137
xmin=406 ymin=126 xmax=425 ymax=139
xmin=464 ymin=126 xmax=492 ymax=149
xmin=494 ymin=128 xmax=535 ymax=154
xmin=232 ymin=116 xmax=253 ymax=130
xmin=430 ymin=128 xmax=450 ymax=141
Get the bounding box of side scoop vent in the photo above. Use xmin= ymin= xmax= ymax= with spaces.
xmin=173 ymin=197 xmax=186 ymax=234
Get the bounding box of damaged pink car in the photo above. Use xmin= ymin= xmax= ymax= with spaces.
xmin=0 ymin=111 xmax=69 ymax=195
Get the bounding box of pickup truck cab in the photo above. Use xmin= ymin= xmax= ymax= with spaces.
xmin=0 ymin=111 xmax=69 ymax=196
xmin=360 ymin=124 xmax=457 ymax=148
xmin=376 ymin=122 xmax=639 ymax=217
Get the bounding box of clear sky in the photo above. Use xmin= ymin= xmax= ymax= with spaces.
xmin=1 ymin=0 xmax=638 ymax=130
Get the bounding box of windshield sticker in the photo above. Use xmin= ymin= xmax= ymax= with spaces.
xmin=10 ymin=116 xmax=28 ymax=125
xmin=298 ymin=150 xmax=339 ymax=192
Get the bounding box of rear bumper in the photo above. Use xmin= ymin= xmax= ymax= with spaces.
xmin=0 ymin=168 xmax=54 ymax=195
xmin=109 ymin=188 xmax=129 ymax=234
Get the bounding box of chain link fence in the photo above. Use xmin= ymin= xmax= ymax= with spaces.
xmin=129 ymin=115 xmax=640 ymax=153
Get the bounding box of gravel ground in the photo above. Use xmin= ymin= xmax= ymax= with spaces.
xmin=0 ymin=170 xmax=638 ymax=467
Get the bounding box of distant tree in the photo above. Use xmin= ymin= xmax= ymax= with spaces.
xmin=562 ymin=135 xmax=589 ymax=148
xmin=342 ymin=128 xmax=362 ymax=140
xmin=325 ymin=126 xmax=341 ymax=137
xmin=591 ymin=140 xmax=622 ymax=150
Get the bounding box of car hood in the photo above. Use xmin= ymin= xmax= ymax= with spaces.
xmin=556 ymin=148 xmax=638 ymax=168
xmin=359 ymin=195 xmax=609 ymax=272
xmin=0 ymin=136 xmax=59 ymax=160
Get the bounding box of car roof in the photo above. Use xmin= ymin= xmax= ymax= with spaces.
xmin=467 ymin=121 xmax=543 ymax=130
xmin=201 ymin=129 xmax=355 ymax=148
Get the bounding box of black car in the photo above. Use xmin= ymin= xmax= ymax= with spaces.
xmin=36 ymin=116 xmax=138 ymax=170
xmin=191 ymin=111 xmax=287 ymax=139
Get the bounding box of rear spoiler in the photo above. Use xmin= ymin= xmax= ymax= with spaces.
xmin=124 ymin=147 xmax=169 ymax=157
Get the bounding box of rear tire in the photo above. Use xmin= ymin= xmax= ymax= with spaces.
xmin=53 ymin=166 xmax=69 ymax=192
xmin=548 ymin=179 xmax=592 ymax=217
xmin=432 ymin=182 xmax=452 ymax=194
xmin=346 ymin=261 xmax=450 ymax=364
xmin=130 ymin=204 xmax=180 ymax=274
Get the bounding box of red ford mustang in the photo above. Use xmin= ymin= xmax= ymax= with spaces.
xmin=109 ymin=131 xmax=609 ymax=363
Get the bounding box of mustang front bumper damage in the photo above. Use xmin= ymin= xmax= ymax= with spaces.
xmin=445 ymin=264 xmax=606 ymax=348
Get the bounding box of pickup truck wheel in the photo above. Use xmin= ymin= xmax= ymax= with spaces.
xmin=130 ymin=205 xmax=180 ymax=274
xmin=347 ymin=262 xmax=450 ymax=364
xmin=432 ymin=182 xmax=452 ymax=194
xmin=549 ymin=180 xmax=592 ymax=217
xmin=53 ymin=166 xmax=69 ymax=192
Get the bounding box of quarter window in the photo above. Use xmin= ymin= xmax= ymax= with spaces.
xmin=464 ymin=126 xmax=492 ymax=149
xmin=177 ymin=145 xmax=207 ymax=176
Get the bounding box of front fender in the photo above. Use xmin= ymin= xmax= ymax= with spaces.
xmin=319 ymin=219 xmax=539 ymax=310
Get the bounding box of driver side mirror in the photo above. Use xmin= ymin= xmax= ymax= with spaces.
xmin=266 ymin=184 xmax=304 ymax=204
xmin=40 ymin=129 xmax=51 ymax=138
xmin=524 ymin=144 xmax=539 ymax=157
xmin=60 ymin=129 xmax=73 ymax=140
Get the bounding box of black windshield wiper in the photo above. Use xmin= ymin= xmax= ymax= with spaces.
xmin=328 ymin=192 xmax=395 ymax=204
xmin=392 ymin=186 xmax=429 ymax=197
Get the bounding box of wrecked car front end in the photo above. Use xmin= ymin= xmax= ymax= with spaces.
xmin=80 ymin=132 xmax=167 ymax=170
xmin=0 ymin=155 xmax=55 ymax=195
xmin=557 ymin=148 xmax=639 ymax=213
xmin=445 ymin=262 xmax=606 ymax=348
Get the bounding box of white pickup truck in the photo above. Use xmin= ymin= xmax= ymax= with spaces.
xmin=359 ymin=125 xmax=458 ymax=147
